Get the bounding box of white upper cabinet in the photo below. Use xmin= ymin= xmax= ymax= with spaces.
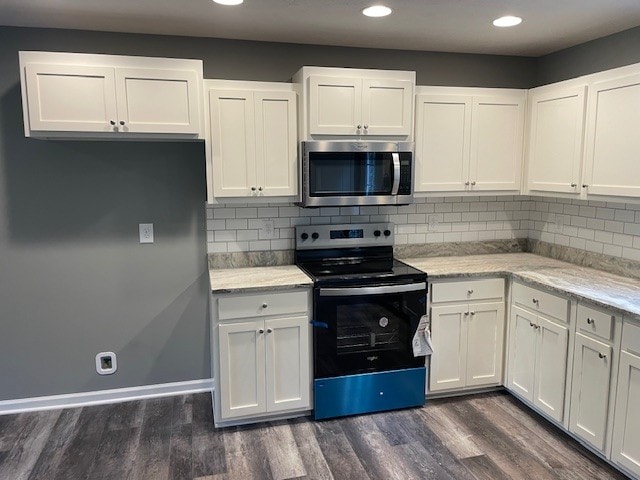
xmin=207 ymin=80 xmax=298 ymax=201
xmin=414 ymin=88 xmax=525 ymax=194
xmin=20 ymin=51 xmax=203 ymax=139
xmin=526 ymin=85 xmax=587 ymax=194
xmin=583 ymin=71 xmax=640 ymax=197
xmin=294 ymin=66 xmax=415 ymax=140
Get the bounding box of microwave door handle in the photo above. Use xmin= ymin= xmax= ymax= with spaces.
xmin=391 ymin=152 xmax=400 ymax=195
xmin=319 ymin=282 xmax=426 ymax=297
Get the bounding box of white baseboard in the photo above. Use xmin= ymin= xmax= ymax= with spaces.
xmin=0 ymin=378 xmax=214 ymax=415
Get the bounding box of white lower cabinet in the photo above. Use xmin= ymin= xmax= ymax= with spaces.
xmin=429 ymin=278 xmax=505 ymax=393
xmin=507 ymin=283 xmax=571 ymax=425
xmin=212 ymin=289 xmax=311 ymax=426
xmin=612 ymin=322 xmax=640 ymax=477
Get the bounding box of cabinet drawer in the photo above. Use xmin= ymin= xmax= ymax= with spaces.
xmin=217 ymin=290 xmax=308 ymax=321
xmin=431 ymin=278 xmax=504 ymax=304
xmin=512 ymin=282 xmax=569 ymax=323
xmin=622 ymin=321 xmax=640 ymax=356
xmin=577 ymin=304 xmax=615 ymax=342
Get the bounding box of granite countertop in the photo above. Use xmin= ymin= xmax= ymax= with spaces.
xmin=403 ymin=253 xmax=640 ymax=320
xmin=209 ymin=265 xmax=313 ymax=293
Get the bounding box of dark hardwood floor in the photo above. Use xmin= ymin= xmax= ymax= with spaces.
xmin=0 ymin=391 xmax=628 ymax=479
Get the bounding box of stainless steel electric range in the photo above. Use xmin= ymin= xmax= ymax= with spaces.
xmin=295 ymin=223 xmax=428 ymax=420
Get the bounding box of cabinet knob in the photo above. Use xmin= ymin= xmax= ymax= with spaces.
xmin=529 ymin=322 xmax=535 ymax=327
xmin=599 ymin=352 xmax=607 ymax=359
xmin=258 ymin=186 xmax=263 ymax=191
xmin=465 ymin=181 xmax=470 ymax=186
xmin=258 ymin=329 xmax=264 ymax=334
xmin=582 ymin=184 xmax=589 ymax=188
xmin=571 ymin=183 xmax=577 ymax=187
xmin=364 ymin=124 xmax=368 ymax=129
xmin=110 ymin=120 xmax=116 ymax=126
xmin=119 ymin=120 xmax=125 ymax=126
xmin=467 ymin=289 xmax=474 ymax=295
xmin=471 ymin=181 xmax=476 ymax=186
xmin=586 ymin=317 xmax=594 ymax=325
xmin=262 ymin=303 xmax=268 ymax=308
xmin=357 ymin=124 xmax=362 ymax=130
xmin=267 ymin=328 xmax=273 ymax=333
xmin=251 ymin=187 xmax=256 ymax=191
xmin=532 ymin=298 xmax=539 ymax=304
xmin=464 ymin=311 xmax=469 ymax=316
xmin=470 ymin=311 xmax=475 ymax=316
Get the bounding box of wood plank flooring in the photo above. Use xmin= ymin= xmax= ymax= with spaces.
xmin=0 ymin=391 xmax=628 ymax=480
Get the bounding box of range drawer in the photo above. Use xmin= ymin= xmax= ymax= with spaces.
xmin=622 ymin=321 xmax=640 ymax=356
xmin=577 ymin=303 xmax=615 ymax=342
xmin=431 ymin=278 xmax=504 ymax=304
xmin=217 ymin=290 xmax=308 ymax=321
xmin=512 ymin=282 xmax=569 ymax=323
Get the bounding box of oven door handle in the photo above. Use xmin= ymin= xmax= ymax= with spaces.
xmin=319 ymin=282 xmax=426 ymax=297
xmin=391 ymin=152 xmax=401 ymax=195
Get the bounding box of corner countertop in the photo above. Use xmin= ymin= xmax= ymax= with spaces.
xmin=402 ymin=253 xmax=640 ymax=320
xmin=209 ymin=265 xmax=313 ymax=294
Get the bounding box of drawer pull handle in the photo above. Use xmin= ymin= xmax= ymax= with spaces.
xmin=599 ymin=352 xmax=607 ymax=359
xmin=267 ymin=328 xmax=273 ymax=333
xmin=587 ymin=318 xmax=594 ymax=325
xmin=262 ymin=303 xmax=268 ymax=308
xmin=532 ymin=298 xmax=539 ymax=304
xmin=467 ymin=289 xmax=474 ymax=295
xmin=258 ymin=329 xmax=264 ymax=334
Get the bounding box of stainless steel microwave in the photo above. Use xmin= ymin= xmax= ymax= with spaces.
xmin=299 ymin=141 xmax=414 ymax=207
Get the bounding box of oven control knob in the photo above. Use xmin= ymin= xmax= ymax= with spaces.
xmin=374 ymin=230 xmax=381 ymax=237
xmin=301 ymin=232 xmax=308 ymax=240
xmin=383 ymin=229 xmax=391 ymax=237
xmin=311 ymin=232 xmax=319 ymax=240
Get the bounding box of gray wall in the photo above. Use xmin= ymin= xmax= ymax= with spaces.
xmin=0 ymin=26 xmax=539 ymax=401
xmin=536 ymin=26 xmax=640 ymax=85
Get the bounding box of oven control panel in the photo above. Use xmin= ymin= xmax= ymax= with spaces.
xmin=296 ymin=223 xmax=394 ymax=250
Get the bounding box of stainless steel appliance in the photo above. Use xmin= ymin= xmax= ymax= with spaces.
xmin=299 ymin=141 xmax=414 ymax=207
xmin=295 ymin=223 xmax=427 ymax=420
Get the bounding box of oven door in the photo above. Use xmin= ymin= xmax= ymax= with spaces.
xmin=313 ymin=281 xmax=427 ymax=379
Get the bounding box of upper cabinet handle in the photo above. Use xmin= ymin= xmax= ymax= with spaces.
xmin=599 ymin=352 xmax=607 ymax=359
xmin=532 ymin=298 xmax=539 ymax=304
xmin=467 ymin=289 xmax=474 ymax=295
xmin=357 ymin=124 xmax=362 ymax=129
xmin=465 ymin=181 xmax=470 ymax=186
xmin=582 ymin=184 xmax=589 ymax=188
xmin=119 ymin=120 xmax=126 ymax=126
xmin=110 ymin=120 xmax=116 ymax=126
xmin=587 ymin=318 xmax=595 ymax=325
xmin=470 ymin=181 xmax=476 ymax=186
xmin=364 ymin=124 xmax=368 ymax=129
xmin=571 ymin=183 xmax=577 ymax=187
xmin=258 ymin=186 xmax=263 ymax=191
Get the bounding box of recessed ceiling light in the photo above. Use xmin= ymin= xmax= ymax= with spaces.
xmin=362 ymin=5 xmax=392 ymax=18
xmin=212 ymin=0 xmax=243 ymax=5
xmin=493 ymin=16 xmax=522 ymax=27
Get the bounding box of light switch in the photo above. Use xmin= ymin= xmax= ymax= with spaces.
xmin=139 ymin=223 xmax=154 ymax=244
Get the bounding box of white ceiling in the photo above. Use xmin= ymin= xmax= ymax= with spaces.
xmin=1 ymin=0 xmax=640 ymax=56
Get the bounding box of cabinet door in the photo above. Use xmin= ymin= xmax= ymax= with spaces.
xmin=469 ymin=95 xmax=525 ymax=191
xmin=308 ymin=76 xmax=362 ymax=135
xmin=114 ymin=68 xmax=200 ymax=134
xmin=612 ymin=351 xmax=640 ymax=476
xmin=218 ymin=320 xmax=266 ymax=419
xmin=569 ymin=333 xmax=612 ymax=452
xmin=584 ymin=73 xmax=640 ymax=197
xmin=265 ymin=316 xmax=310 ymax=413
xmin=507 ymin=306 xmax=537 ymax=402
xmin=534 ymin=315 xmax=569 ymax=423
xmin=362 ymin=79 xmax=413 ymax=135
xmin=466 ymin=302 xmax=505 ymax=387
xmin=254 ymin=91 xmax=298 ymax=196
xmin=25 ymin=63 xmax=117 ymax=133
xmin=209 ymin=90 xmax=257 ymax=197
xmin=429 ymin=304 xmax=468 ymax=392
xmin=414 ymin=95 xmax=472 ymax=192
xmin=527 ymin=86 xmax=586 ymax=194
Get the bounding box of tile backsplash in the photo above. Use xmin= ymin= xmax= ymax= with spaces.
xmin=207 ymin=195 xmax=640 ymax=262
xmin=528 ymin=196 xmax=640 ymax=262
xmin=206 ymin=196 xmax=530 ymax=254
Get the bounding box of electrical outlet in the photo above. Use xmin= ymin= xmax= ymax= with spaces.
xmin=427 ymin=215 xmax=440 ymax=231
xmin=260 ymin=219 xmax=276 ymax=239
xmin=95 ymin=352 xmax=117 ymax=375
xmin=139 ymin=223 xmax=154 ymax=244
